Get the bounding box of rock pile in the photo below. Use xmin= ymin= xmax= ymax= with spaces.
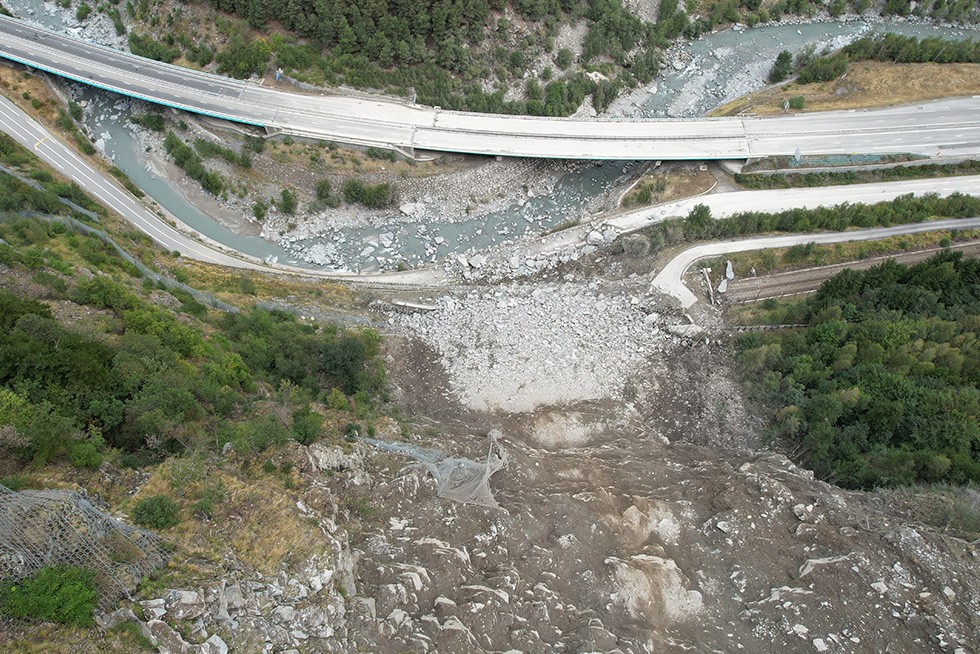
xmin=391 ymin=279 xmax=667 ymax=412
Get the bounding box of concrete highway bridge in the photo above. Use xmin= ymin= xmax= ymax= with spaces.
xmin=2 ymin=14 xmax=980 ymax=161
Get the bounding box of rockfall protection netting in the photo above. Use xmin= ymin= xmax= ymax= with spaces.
xmin=366 ymin=432 xmax=508 ymax=508
xmin=0 ymin=484 xmax=169 ymax=609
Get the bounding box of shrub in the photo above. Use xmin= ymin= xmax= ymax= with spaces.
xmin=555 ymin=47 xmax=573 ymax=70
xmin=325 ymin=387 xmax=349 ymax=411
xmin=278 ymin=188 xmax=297 ymax=215
xmin=128 ymin=33 xmax=180 ymax=63
xmin=68 ymin=441 xmax=103 ymax=469
xmin=1 ymin=565 xmax=98 ymax=626
xmin=797 ymin=54 xmax=849 ymax=84
xmin=366 ymin=147 xmax=395 ymax=162
xmin=315 ymin=179 xmax=332 ymax=202
xmin=131 ymin=495 xmax=180 ymax=529
xmin=768 ymin=50 xmax=792 ymax=84
xmin=342 ymin=179 xmax=399 ymax=209
xmin=788 ymin=96 xmax=805 ymax=110
xmin=216 ymin=35 xmax=271 ymax=79
xmin=291 ymin=405 xmax=323 ymax=445
xmin=75 ymin=3 xmax=92 ymax=21
xmin=130 ymin=113 xmax=165 ymax=132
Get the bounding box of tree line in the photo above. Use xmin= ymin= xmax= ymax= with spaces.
xmin=739 ymin=250 xmax=980 ymax=489
xmin=773 ymin=34 xmax=980 ymax=86
xmin=641 ymin=192 xmax=980 ymax=254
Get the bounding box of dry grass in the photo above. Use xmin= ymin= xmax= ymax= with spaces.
xmin=133 ymin=460 xmax=327 ymax=577
xmin=621 ymin=169 xmax=716 ymax=208
xmin=0 ymin=621 xmax=151 ymax=653
xmin=174 ymin=259 xmax=362 ymax=309
xmin=265 ymin=138 xmax=445 ymax=178
xmin=711 ymin=61 xmax=980 ymax=117
xmin=0 ymin=64 xmax=63 ymax=125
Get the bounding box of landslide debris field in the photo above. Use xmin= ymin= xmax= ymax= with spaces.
xmin=365 ymin=269 xmax=979 ymax=654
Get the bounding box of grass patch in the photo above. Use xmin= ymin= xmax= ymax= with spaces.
xmin=135 ymin=462 xmax=328 ymax=575
xmin=711 ymin=61 xmax=980 ymax=116
xmin=621 ymin=169 xmax=715 ymax=208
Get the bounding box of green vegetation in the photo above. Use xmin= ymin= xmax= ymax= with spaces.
xmin=132 ymin=495 xmax=180 ymax=528
xmin=193 ymin=138 xmax=252 ymax=168
xmin=0 ymin=565 xmax=98 ymax=627
xmin=735 ymin=160 xmax=980 ymax=190
xmin=787 ymin=95 xmax=805 ymax=110
xmin=75 ymin=3 xmax=92 ymax=21
xmin=53 ymin=105 xmax=97 ymax=156
xmin=641 ymin=193 xmax=980 ymax=255
xmin=186 ymin=42 xmax=215 ymax=67
xmin=0 ymin=135 xmax=103 ymax=219
xmin=768 ymin=50 xmax=793 ymax=84
xmin=790 ymin=35 xmax=979 ymax=86
xmin=366 ymin=147 xmax=396 ymax=162
xmin=109 ymin=166 xmax=146 ymax=199
xmin=130 ymin=113 xmax=165 ymax=132
xmin=844 ymin=33 xmax=980 ymax=63
xmin=68 ymin=101 xmax=83 ymax=122
xmin=163 ymin=131 xmax=224 ymax=195
xmin=0 ymin=138 xmax=387 ymax=473
xmin=277 ymin=188 xmax=298 ymax=214
xmin=216 ymin=34 xmax=272 ymax=78
xmin=108 ymin=7 xmax=127 ymax=36
xmin=315 ymin=179 xmax=332 ymax=202
xmin=738 ymin=251 xmax=980 ymax=489
xmin=881 ymin=0 xmax=977 ymax=22
xmin=622 ymin=177 xmax=667 ymax=207
xmin=128 ymin=32 xmax=181 ymax=63
xmin=342 ymin=179 xmax=399 ymax=209
xmin=0 ymin=234 xmax=384 ymax=467
xmin=202 ymin=0 xmax=667 ymax=115
xmin=797 ymin=53 xmax=849 ymax=84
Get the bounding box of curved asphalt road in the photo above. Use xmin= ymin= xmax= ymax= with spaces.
xmin=650 ymin=216 xmax=980 ymax=308
xmin=2 ymin=14 xmax=979 ymax=160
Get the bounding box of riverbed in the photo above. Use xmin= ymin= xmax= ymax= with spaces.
xmin=5 ymin=0 xmax=978 ymax=272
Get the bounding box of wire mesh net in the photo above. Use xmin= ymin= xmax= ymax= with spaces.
xmin=366 ymin=431 xmax=508 ymax=508
xmin=0 ymin=484 xmax=168 ymax=609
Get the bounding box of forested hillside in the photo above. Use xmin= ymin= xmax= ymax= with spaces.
xmin=124 ymin=0 xmax=855 ymax=115
xmin=739 ymin=251 xmax=980 ymax=489
xmin=0 ymin=135 xmax=385 ymax=476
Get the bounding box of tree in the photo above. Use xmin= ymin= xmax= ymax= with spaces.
xmin=768 ymin=50 xmax=793 ymax=83
xmin=555 ymin=47 xmax=573 ymax=70
xmin=278 ymin=188 xmax=297 ymax=214
xmin=684 ymin=203 xmax=713 ymax=237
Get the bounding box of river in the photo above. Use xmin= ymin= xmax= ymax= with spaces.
xmin=4 ymin=0 xmax=978 ymax=271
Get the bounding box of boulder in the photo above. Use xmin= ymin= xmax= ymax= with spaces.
xmin=147 ymin=620 xmax=192 ymax=654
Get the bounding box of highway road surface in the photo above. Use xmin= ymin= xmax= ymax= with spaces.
xmin=1 ymin=14 xmax=979 ymax=161
xmin=649 ymin=217 xmax=980 ymax=308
